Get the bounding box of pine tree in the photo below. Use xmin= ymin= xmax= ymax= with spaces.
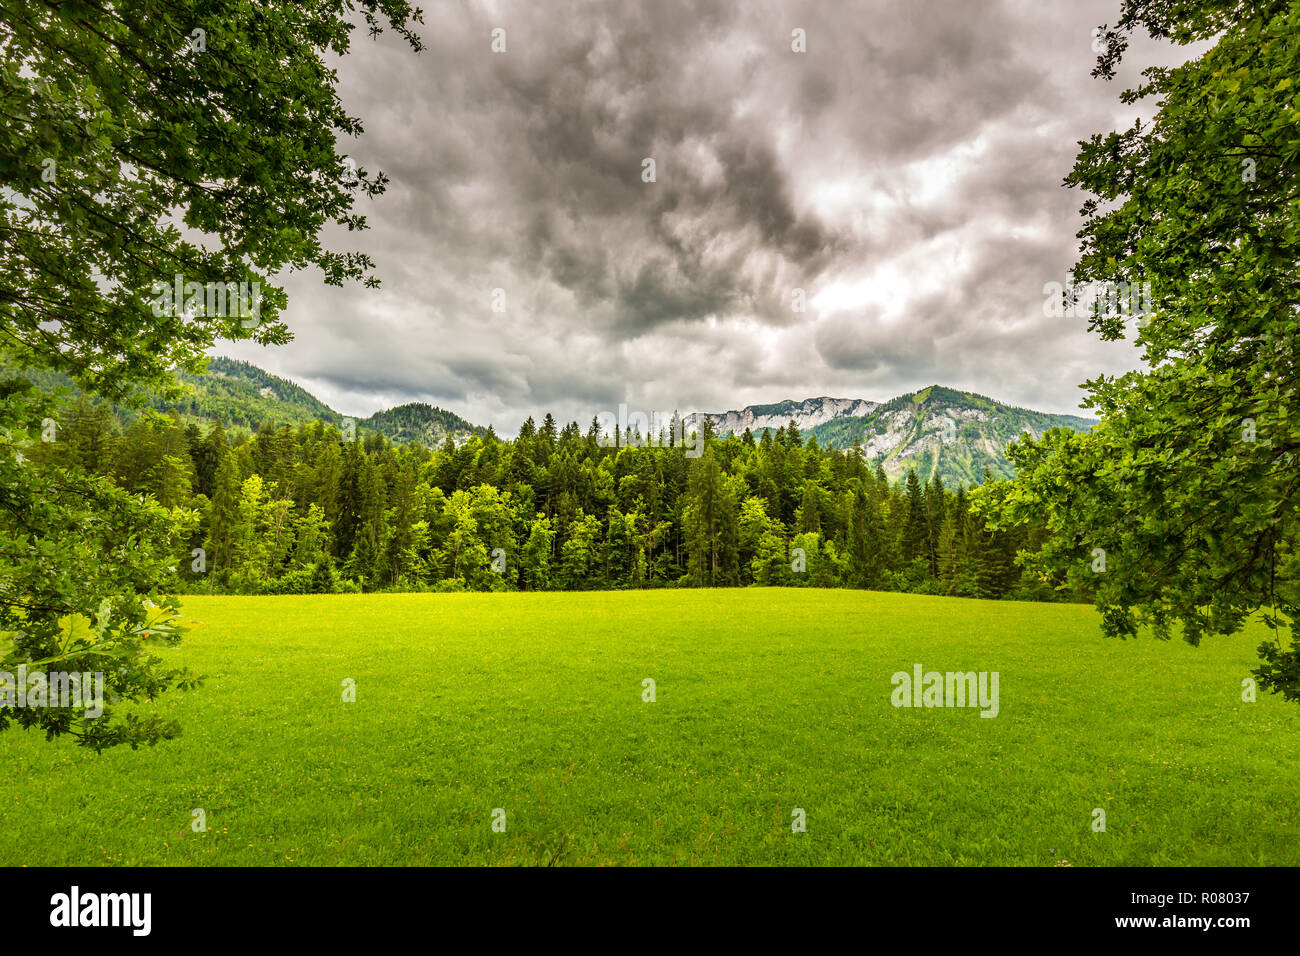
xmin=797 ymin=482 xmax=822 ymax=533
xmin=901 ymin=469 xmax=927 ymax=566
xmin=682 ymin=447 xmax=739 ymax=586
xmin=206 ymin=449 xmax=241 ymax=588
xmin=58 ymin=394 xmax=118 ymax=474
xmin=385 ymin=464 xmax=417 ymax=586
xmin=346 ymin=453 xmax=388 ymax=589
xmin=538 ymin=413 xmax=558 ymax=461
xmin=193 ymin=420 xmax=228 ymax=499
xmin=924 ymin=473 xmax=946 ymax=577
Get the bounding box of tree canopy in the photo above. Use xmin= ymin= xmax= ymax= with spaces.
xmin=0 ymin=0 xmax=423 ymax=398
xmin=986 ymin=0 xmax=1299 ymax=701
xmin=0 ymin=0 xmax=424 ymax=749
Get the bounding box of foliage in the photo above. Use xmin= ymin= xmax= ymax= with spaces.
xmin=987 ymin=0 xmax=1299 ymax=701
xmin=0 ymin=379 xmax=199 ymax=750
xmin=0 ymin=1 xmax=424 ymax=748
xmin=0 ymin=0 xmax=423 ymax=398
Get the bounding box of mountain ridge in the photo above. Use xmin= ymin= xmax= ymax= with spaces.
xmin=8 ymin=355 xmax=1093 ymax=484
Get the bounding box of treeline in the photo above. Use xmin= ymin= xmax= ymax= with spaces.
xmin=37 ymin=395 xmax=1081 ymax=600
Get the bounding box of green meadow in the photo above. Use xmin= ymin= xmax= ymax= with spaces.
xmin=2 ymin=589 xmax=1296 ymax=866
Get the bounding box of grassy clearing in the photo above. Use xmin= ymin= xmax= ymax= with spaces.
xmin=2 ymin=589 xmax=1296 ymax=866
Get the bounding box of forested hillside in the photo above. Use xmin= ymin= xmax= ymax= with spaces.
xmin=164 ymin=357 xmax=339 ymax=430
xmin=11 ymin=356 xmax=484 ymax=445
xmin=360 ymin=402 xmax=485 ymax=445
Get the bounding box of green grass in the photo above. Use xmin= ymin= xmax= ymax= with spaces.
xmin=3 ymin=589 xmax=1296 ymax=866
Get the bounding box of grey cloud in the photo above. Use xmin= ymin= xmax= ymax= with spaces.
xmin=216 ymin=0 xmax=1178 ymax=429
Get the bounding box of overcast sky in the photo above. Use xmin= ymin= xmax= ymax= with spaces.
xmin=215 ymin=0 xmax=1200 ymax=431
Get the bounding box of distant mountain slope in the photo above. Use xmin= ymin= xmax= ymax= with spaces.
xmin=706 ymin=385 xmax=1094 ymax=485
xmin=2 ymin=355 xmax=485 ymax=447
xmin=196 ymin=360 xmax=483 ymax=444
xmin=198 ymin=359 xmax=483 ymax=444
xmin=361 ymin=403 xmax=484 ymax=446
xmin=170 ymin=356 xmax=339 ymax=429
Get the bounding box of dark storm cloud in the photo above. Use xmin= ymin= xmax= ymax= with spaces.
xmin=218 ymin=0 xmax=1196 ymax=427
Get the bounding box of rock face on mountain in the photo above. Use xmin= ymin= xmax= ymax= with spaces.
xmin=704 ymin=385 xmax=1094 ymax=486
xmin=706 ymin=397 xmax=880 ymax=436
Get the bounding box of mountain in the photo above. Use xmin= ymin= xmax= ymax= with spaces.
xmin=5 ymin=355 xmax=485 ymax=448
xmin=705 ymin=385 xmax=1094 ymax=486
xmin=174 ymin=358 xmax=484 ymax=445
xmin=198 ymin=360 xmax=483 ymax=444
xmin=10 ymin=355 xmax=1091 ymax=483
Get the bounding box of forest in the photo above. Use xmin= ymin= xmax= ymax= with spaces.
xmin=33 ymin=393 xmax=1075 ymax=601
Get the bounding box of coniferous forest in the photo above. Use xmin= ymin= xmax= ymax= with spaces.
xmin=34 ymin=395 xmax=1072 ymax=601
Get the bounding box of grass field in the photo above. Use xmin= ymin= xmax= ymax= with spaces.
xmin=2 ymin=589 xmax=1297 ymax=866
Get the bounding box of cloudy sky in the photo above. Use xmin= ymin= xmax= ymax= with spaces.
xmin=216 ymin=0 xmax=1199 ymax=431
